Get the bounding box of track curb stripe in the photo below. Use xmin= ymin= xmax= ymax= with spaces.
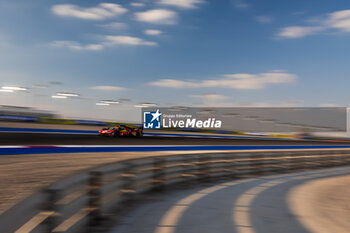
xmin=0 ymin=127 xmax=315 ymax=141
xmin=1 ymin=145 xmax=350 ymax=155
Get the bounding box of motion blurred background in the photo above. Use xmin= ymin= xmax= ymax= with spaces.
xmin=1 ymin=0 xmax=350 ymax=129
xmin=2 ymin=2 xmax=350 ymax=233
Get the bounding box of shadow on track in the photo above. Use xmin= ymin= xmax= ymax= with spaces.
xmin=1 ymin=132 xmax=349 ymax=146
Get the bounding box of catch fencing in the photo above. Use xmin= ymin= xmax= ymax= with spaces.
xmin=2 ymin=149 xmax=350 ymax=233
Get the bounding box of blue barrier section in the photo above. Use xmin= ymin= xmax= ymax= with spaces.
xmin=0 ymin=127 xmax=97 ymax=134
xmin=1 ymin=145 xmax=350 ymax=155
xmin=75 ymin=120 xmax=107 ymax=126
xmin=0 ymin=127 xmax=290 ymax=139
xmin=144 ymin=132 xmax=300 ymax=141
xmin=0 ymin=127 xmax=319 ymax=142
xmin=0 ymin=128 xmax=307 ymax=142
xmin=0 ymin=115 xmax=38 ymax=122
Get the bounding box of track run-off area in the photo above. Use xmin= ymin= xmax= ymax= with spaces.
xmin=110 ymin=167 xmax=350 ymax=233
xmin=1 ymin=126 xmax=350 ymax=228
xmin=1 ymin=129 xmax=350 ymax=155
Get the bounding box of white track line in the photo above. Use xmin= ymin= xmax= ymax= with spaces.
xmin=233 ymin=168 xmax=350 ymax=233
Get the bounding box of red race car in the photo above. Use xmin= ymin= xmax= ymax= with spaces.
xmin=99 ymin=125 xmax=143 ymax=137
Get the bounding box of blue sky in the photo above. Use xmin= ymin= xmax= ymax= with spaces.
xmin=1 ymin=0 xmax=350 ymax=121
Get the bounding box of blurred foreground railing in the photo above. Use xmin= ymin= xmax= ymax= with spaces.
xmin=2 ymin=150 xmax=350 ymax=233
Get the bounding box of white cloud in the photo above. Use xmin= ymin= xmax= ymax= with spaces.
xmin=191 ymin=93 xmax=228 ymax=100
xmin=144 ymin=29 xmax=163 ymax=36
xmin=130 ymin=2 xmax=145 ymax=7
xmin=277 ymin=26 xmax=323 ymax=38
xmin=149 ymin=71 xmax=297 ymax=90
xmin=90 ymin=86 xmax=126 ymax=91
xmin=239 ymin=101 xmax=303 ymax=107
xmin=191 ymin=93 xmax=229 ymax=106
xmin=50 ymin=41 xmax=104 ymax=51
xmin=104 ymin=35 xmax=157 ymax=46
xmin=326 ymin=9 xmax=350 ymax=32
xmin=158 ymin=0 xmax=205 ymax=9
xmin=135 ymin=9 xmax=177 ymax=24
xmin=150 ymin=79 xmax=196 ymax=88
xmin=232 ymin=0 xmax=250 ymax=9
xmin=52 ymin=3 xmax=127 ymax=20
xmin=99 ymin=22 xmax=127 ymax=30
xmin=85 ymin=44 xmax=104 ymax=51
xmin=319 ymin=103 xmax=341 ymax=107
xmin=277 ymin=9 xmax=350 ymax=38
xmin=50 ymin=35 xmax=157 ymax=51
xmin=256 ymin=16 xmax=273 ymax=24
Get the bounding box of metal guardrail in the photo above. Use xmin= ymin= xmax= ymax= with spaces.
xmin=2 ymin=150 xmax=350 ymax=233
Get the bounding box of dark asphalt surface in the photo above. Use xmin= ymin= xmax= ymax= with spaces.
xmin=110 ymin=167 xmax=350 ymax=233
xmin=0 ymin=132 xmax=349 ymax=146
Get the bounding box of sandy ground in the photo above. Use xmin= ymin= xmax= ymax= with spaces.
xmin=0 ymin=150 xmax=215 ymax=215
xmin=289 ymin=175 xmax=350 ymax=233
xmin=0 ymin=122 xmax=101 ymax=131
xmin=0 ymin=122 xmax=259 ymax=137
xmin=2 ymin=148 xmax=350 ymax=216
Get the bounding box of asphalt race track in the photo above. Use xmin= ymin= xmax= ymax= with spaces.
xmin=1 ymin=132 xmax=349 ymax=146
xmin=109 ymin=167 xmax=350 ymax=233
xmin=1 ymin=131 xmax=350 ymax=221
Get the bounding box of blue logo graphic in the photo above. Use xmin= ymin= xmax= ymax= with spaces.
xmin=143 ymin=109 xmax=162 ymax=129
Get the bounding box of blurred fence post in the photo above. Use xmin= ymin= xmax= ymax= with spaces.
xmin=230 ymin=153 xmax=237 ymax=179
xmin=9 ymin=149 xmax=350 ymax=233
xmin=152 ymin=158 xmax=165 ymax=191
xmin=284 ymin=152 xmax=292 ymax=172
xmin=301 ymin=152 xmax=308 ymax=170
xmin=42 ymin=188 xmax=61 ymax=233
xmin=256 ymin=153 xmax=264 ymax=175
xmin=180 ymin=156 xmax=191 ymax=185
xmin=278 ymin=152 xmax=287 ymax=173
xmin=346 ymin=151 xmax=350 ymax=166
xmin=333 ymin=151 xmax=341 ymax=167
xmin=197 ymin=154 xmax=206 ymax=182
xmin=224 ymin=154 xmax=232 ymax=179
xmin=88 ymin=171 xmax=103 ymax=227
xmin=121 ymin=162 xmax=135 ymax=202
xmin=201 ymin=154 xmax=213 ymax=182
xmin=329 ymin=151 xmax=337 ymax=168
xmin=205 ymin=155 xmax=212 ymax=182
xmin=320 ymin=151 xmax=328 ymax=168
xmin=249 ymin=153 xmax=256 ymax=176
